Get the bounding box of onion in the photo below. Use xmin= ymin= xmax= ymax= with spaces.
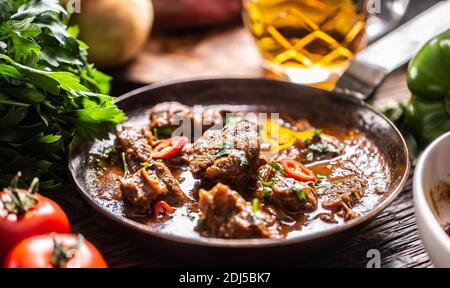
xmin=71 ymin=0 xmax=154 ymax=67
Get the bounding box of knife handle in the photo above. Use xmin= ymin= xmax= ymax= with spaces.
xmin=334 ymin=0 xmax=450 ymax=100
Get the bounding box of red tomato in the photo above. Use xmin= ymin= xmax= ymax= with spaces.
xmin=0 ymin=190 xmax=71 ymax=261
xmin=4 ymin=233 xmax=107 ymax=268
xmin=281 ymin=159 xmax=316 ymax=182
xmin=152 ymin=136 xmax=189 ymax=159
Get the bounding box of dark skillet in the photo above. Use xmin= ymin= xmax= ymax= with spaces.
xmin=68 ymin=6 xmax=450 ymax=262
xmin=69 ymin=78 xmax=410 ymax=261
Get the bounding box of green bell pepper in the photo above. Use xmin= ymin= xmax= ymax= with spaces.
xmin=406 ymin=29 xmax=450 ymax=147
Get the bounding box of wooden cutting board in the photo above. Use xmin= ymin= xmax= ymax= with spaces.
xmin=114 ymin=25 xmax=266 ymax=83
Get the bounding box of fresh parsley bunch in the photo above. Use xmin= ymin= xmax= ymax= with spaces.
xmin=0 ymin=0 xmax=126 ymax=188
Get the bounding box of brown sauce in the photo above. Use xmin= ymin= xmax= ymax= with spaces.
xmin=87 ymin=105 xmax=390 ymax=239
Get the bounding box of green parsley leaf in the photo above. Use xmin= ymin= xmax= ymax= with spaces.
xmin=0 ymin=0 xmax=125 ymax=188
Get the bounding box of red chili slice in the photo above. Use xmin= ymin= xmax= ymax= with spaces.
xmin=281 ymin=159 xmax=316 ymax=182
xmin=151 ymin=136 xmax=188 ymax=159
xmin=153 ymin=200 xmax=174 ymax=219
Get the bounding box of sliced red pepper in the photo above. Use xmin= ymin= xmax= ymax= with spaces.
xmin=153 ymin=200 xmax=174 ymax=219
xmin=151 ymin=136 xmax=188 ymax=159
xmin=281 ymin=159 xmax=316 ymax=182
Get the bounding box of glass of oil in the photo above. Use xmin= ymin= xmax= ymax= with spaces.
xmin=243 ymin=0 xmax=370 ymax=87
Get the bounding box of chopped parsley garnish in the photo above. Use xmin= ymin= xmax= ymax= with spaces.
xmin=296 ymin=189 xmax=306 ymax=202
xmin=308 ymin=143 xmax=340 ymax=155
xmin=140 ymin=162 xmax=152 ymax=168
xmin=215 ymin=142 xmax=249 ymax=166
xmin=102 ymin=145 xmax=116 ymax=155
xmin=293 ymin=182 xmax=307 ymax=202
xmin=258 ymin=177 xmax=274 ymax=187
xmin=314 ymin=129 xmax=323 ymax=138
xmin=270 ymin=161 xmax=286 ymax=175
xmin=121 ymin=152 xmax=130 ymax=178
xmin=252 ymin=198 xmax=259 ymax=214
xmin=262 ymin=187 xmax=272 ymax=200
xmin=153 ymin=127 xmax=174 ymax=139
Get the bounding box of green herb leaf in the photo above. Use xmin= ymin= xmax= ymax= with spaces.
xmin=296 ymin=189 xmax=306 ymax=202
xmin=262 ymin=187 xmax=272 ymax=200
xmin=0 ymin=64 xmax=23 ymax=80
xmin=308 ymin=143 xmax=340 ymax=155
xmin=140 ymin=162 xmax=152 ymax=168
xmin=270 ymin=161 xmax=286 ymax=175
xmin=258 ymin=177 xmax=274 ymax=187
xmin=121 ymin=152 xmax=129 ymax=178
xmin=102 ymin=145 xmax=116 ymax=155
xmin=252 ymin=198 xmax=259 ymax=214
xmin=0 ymin=0 xmax=124 ymax=188
xmin=216 ymin=147 xmax=249 ymax=166
xmin=11 ymin=0 xmax=67 ymax=21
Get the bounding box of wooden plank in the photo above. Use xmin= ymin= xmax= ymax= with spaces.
xmin=114 ymin=26 xmax=263 ymax=84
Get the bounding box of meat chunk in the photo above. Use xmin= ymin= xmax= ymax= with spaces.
xmin=320 ymin=175 xmax=367 ymax=221
xmin=196 ymin=183 xmax=278 ymax=239
xmin=120 ymin=169 xmax=166 ymax=214
xmin=189 ymin=121 xmax=260 ymax=190
xmin=119 ymin=161 xmax=186 ymax=214
xmin=149 ymin=102 xmax=193 ymax=131
xmin=148 ymin=102 xmax=227 ymax=137
xmin=257 ymin=164 xmax=318 ymax=213
xmin=151 ymin=160 xmax=186 ymax=204
xmin=115 ymin=126 xmax=152 ymax=172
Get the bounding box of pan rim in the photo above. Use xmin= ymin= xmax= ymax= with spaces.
xmin=69 ymin=77 xmax=411 ymax=248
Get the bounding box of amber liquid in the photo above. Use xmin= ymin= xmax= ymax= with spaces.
xmin=244 ymin=0 xmax=368 ymax=86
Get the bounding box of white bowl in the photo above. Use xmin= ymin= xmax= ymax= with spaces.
xmin=414 ymin=132 xmax=450 ymax=268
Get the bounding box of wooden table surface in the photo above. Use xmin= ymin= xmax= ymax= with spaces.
xmin=63 ymin=9 xmax=438 ymax=266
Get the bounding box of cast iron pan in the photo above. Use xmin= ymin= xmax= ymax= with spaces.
xmin=69 ymin=78 xmax=410 ymax=263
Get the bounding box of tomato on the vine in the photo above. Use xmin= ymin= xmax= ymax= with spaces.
xmin=4 ymin=233 xmax=107 ymax=268
xmin=0 ymin=173 xmax=71 ymax=261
